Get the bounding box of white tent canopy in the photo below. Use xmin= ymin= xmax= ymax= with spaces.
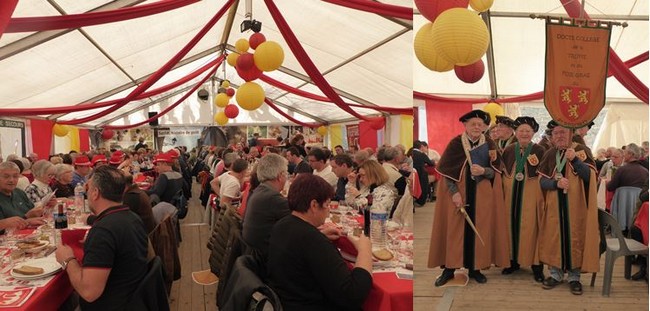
xmin=0 ymin=0 xmax=412 ymax=127
xmin=414 ymin=0 xmax=649 ymax=151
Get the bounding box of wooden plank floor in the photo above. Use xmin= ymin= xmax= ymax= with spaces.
xmin=169 ymin=183 xmax=217 ymax=311
xmin=414 ymin=201 xmax=649 ymax=311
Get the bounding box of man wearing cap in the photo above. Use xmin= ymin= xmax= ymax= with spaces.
xmin=500 ymin=117 xmax=547 ymax=282
xmin=428 ymin=110 xmax=510 ymax=286
xmin=495 ymin=116 xmax=517 ymax=153
xmin=91 ymin=154 xmax=108 ymax=168
xmin=537 ymin=121 xmax=599 ymax=295
xmin=573 ymin=121 xmax=594 ymax=146
xmin=72 ymin=156 xmax=92 ymax=187
xmin=147 ymin=153 xmax=184 ymax=204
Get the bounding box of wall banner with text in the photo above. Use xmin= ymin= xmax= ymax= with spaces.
xmin=544 ymin=20 xmax=611 ymax=128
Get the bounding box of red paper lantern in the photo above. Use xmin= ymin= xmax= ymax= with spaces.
xmin=236 ymin=64 xmax=262 ymax=82
xmin=369 ymin=117 xmax=385 ymax=130
xmin=224 ymin=104 xmax=240 ymax=119
xmin=415 ymin=0 xmax=469 ymax=22
xmin=249 ymin=32 xmax=266 ymax=50
xmin=454 ymin=59 xmax=485 ymax=84
xmin=236 ymin=53 xmax=255 ymax=71
xmin=101 ymin=129 xmax=114 ymax=140
xmin=226 ymin=88 xmax=235 ymax=97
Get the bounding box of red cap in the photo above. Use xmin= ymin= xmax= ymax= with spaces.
xmin=91 ymin=154 xmax=107 ymax=166
xmin=166 ymin=150 xmax=179 ymax=159
xmin=73 ymin=156 xmax=91 ymax=166
xmin=111 ymin=150 xmax=125 ymax=158
xmin=109 ymin=155 xmax=123 ymax=165
xmin=153 ymin=153 xmax=173 ymax=164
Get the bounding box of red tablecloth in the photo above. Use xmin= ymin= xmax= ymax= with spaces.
xmin=635 ymin=202 xmax=649 ymax=245
xmin=5 ymin=272 xmax=73 ymax=311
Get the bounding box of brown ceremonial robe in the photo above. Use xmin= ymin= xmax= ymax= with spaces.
xmin=428 ymin=135 xmax=510 ymax=270
xmin=537 ymin=143 xmax=599 ymax=273
xmin=502 ymin=143 xmax=546 ymax=266
xmin=497 ymin=135 xmax=517 ymax=154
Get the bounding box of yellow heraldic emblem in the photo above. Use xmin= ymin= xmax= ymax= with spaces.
xmin=576 ymin=150 xmax=587 ymax=162
xmin=527 ymin=154 xmax=539 ymax=166
xmin=489 ymin=150 xmax=497 ymax=162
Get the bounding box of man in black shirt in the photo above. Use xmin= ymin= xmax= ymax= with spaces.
xmin=286 ymin=147 xmax=312 ymax=175
xmin=56 ymin=165 xmax=148 ymax=310
xmin=330 ymin=154 xmax=355 ymax=201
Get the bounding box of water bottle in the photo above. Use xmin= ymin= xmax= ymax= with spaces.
xmin=74 ymin=183 xmax=85 ymax=212
xmin=368 ymin=194 xmax=388 ymax=249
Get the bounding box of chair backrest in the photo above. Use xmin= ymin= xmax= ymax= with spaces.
xmin=126 ymin=256 xmax=170 ymax=311
xmin=219 ymin=255 xmax=283 ymax=311
xmin=598 ymin=209 xmax=633 ymax=254
xmin=611 ymin=186 xmax=641 ymax=227
xmin=172 ymin=189 xmax=188 ymax=219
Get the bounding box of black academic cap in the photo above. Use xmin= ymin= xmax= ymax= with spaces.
xmin=459 ymin=110 xmax=490 ymax=126
xmin=514 ymin=116 xmax=540 ymax=132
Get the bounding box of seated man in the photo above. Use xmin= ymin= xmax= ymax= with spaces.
xmin=286 ymin=147 xmax=312 ymax=175
xmin=211 ymin=158 xmax=249 ymax=206
xmin=308 ymin=148 xmax=337 ymax=188
xmin=56 ymin=165 xmax=148 ymax=310
xmin=607 ymin=143 xmax=648 ymax=192
xmin=0 ymin=162 xmax=45 ymax=230
xmin=147 ymin=153 xmax=184 ymax=204
xmin=330 ymin=154 xmax=355 ymax=201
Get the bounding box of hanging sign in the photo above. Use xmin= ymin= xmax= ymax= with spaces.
xmin=544 ymin=20 xmax=611 ymax=128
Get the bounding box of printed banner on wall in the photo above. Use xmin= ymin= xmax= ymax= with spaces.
xmin=346 ymin=124 xmax=359 ymax=149
xmin=158 ymin=127 xmax=201 ymax=152
xmin=544 ymin=21 xmax=611 ymax=128
xmin=0 ymin=119 xmax=25 ymax=158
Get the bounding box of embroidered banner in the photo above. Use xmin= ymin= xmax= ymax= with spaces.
xmin=544 ymin=20 xmax=611 ymax=128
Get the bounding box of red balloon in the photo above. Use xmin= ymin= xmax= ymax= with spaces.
xmin=454 ymin=59 xmax=485 ymax=84
xmin=369 ymin=117 xmax=385 ymax=130
xmin=236 ymin=64 xmax=262 ymax=82
xmin=101 ymin=129 xmax=114 ymax=140
xmin=249 ymin=32 xmax=266 ymax=50
xmin=224 ymin=104 xmax=239 ymax=119
xmin=226 ymin=88 xmax=235 ymax=97
xmin=415 ymin=0 xmax=469 ymax=22
xmin=236 ymin=53 xmax=255 ymax=71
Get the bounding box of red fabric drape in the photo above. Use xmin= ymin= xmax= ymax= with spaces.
xmin=264 ymin=0 xmax=370 ymax=121
xmin=0 ymin=0 xmax=18 ymax=38
xmin=5 ymin=0 xmax=198 ymax=33
xmin=358 ymin=120 xmax=378 ymax=149
xmin=425 ymin=100 xmax=472 ymax=153
xmin=29 ymin=119 xmax=54 ymax=158
xmin=0 ymin=57 xmax=221 ymax=116
xmin=413 ymin=107 xmax=419 ymax=141
xmin=79 ymin=129 xmax=90 ymax=152
xmin=321 ymin=0 xmax=412 ymax=20
xmin=105 ymin=59 xmax=221 ymax=130
xmin=561 ymin=0 xmax=649 ymax=104
xmin=57 ymin=0 xmax=235 ymax=125
xmin=259 ymin=74 xmax=412 ymax=115
xmin=264 ymin=98 xmax=321 ymax=128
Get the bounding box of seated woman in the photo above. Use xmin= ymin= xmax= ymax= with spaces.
xmin=51 ymin=164 xmax=75 ymax=198
xmin=345 ymin=160 xmax=396 ymax=213
xmin=25 ymin=160 xmax=55 ymax=204
xmin=267 ymin=174 xmax=373 ymax=311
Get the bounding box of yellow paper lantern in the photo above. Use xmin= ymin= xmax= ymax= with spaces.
xmin=469 ymin=0 xmax=494 ymax=12
xmin=414 ymin=23 xmax=454 ymax=72
xmin=235 ymin=39 xmax=250 ymax=53
xmin=226 ymin=53 xmax=239 ymax=67
xmin=482 ymin=102 xmax=504 ymax=125
xmin=214 ymin=111 xmax=229 ymax=125
xmin=214 ymin=93 xmax=230 ymax=108
xmin=431 ymin=8 xmax=490 ymax=66
xmin=221 ymin=80 xmax=230 ymax=88
xmin=317 ymin=126 xmax=327 ymax=136
xmin=53 ymin=124 xmax=69 ymax=137
xmin=236 ymin=82 xmax=265 ymax=111
xmin=253 ymin=41 xmax=284 ymax=72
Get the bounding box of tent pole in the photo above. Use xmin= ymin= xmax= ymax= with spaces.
xmin=481 ymin=11 xmax=498 ymax=99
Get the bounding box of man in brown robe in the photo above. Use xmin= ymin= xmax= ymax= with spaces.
xmin=428 ymin=110 xmax=510 ymax=286
xmin=495 ymin=116 xmax=517 ymax=153
xmin=537 ymin=121 xmax=599 ymax=295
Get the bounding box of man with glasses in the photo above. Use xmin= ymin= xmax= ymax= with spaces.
xmin=0 ymin=162 xmax=45 ymax=228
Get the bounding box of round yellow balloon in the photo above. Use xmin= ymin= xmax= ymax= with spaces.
xmin=236 ymin=82 xmax=265 ymax=111
xmin=469 ymin=0 xmax=494 ymax=12
xmin=214 ymin=93 xmax=230 ymax=108
xmin=226 ymin=53 xmax=239 ymax=67
xmin=432 ymin=8 xmax=490 ymax=66
xmin=214 ymin=111 xmax=229 ymax=125
xmin=317 ymin=126 xmax=327 ymax=136
xmin=482 ymin=102 xmax=504 ymax=125
xmin=235 ymin=39 xmax=250 ymax=53
xmin=221 ymin=80 xmax=230 ymax=88
xmin=53 ymin=124 xmax=69 ymax=137
xmin=414 ymin=23 xmax=454 ymax=72
xmin=253 ymin=41 xmax=285 ymax=72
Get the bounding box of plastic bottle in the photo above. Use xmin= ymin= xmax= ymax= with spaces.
xmin=368 ymin=193 xmax=388 ymax=249
xmin=74 ymin=182 xmax=85 ymax=212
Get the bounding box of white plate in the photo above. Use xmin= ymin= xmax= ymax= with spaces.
xmin=10 ymin=258 xmax=61 ymax=280
xmin=15 ymin=241 xmax=49 ymax=253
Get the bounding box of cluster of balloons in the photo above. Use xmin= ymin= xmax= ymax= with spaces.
xmin=414 ymin=0 xmax=494 ymax=84
xmin=213 ymin=79 xmax=240 ymax=125
xmin=216 ymin=32 xmax=284 ymax=127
